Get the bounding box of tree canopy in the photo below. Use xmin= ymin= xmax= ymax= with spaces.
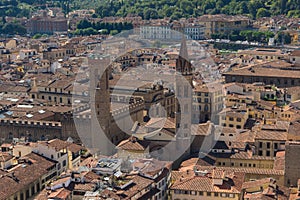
xmin=1 ymin=0 xmax=300 ymax=19
xmin=85 ymin=0 xmax=300 ymax=19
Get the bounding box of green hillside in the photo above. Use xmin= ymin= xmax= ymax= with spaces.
xmin=0 ymin=0 xmax=299 ymax=19
xmin=88 ymin=0 xmax=300 ymax=19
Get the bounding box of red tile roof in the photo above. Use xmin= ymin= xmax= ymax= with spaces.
xmin=0 ymin=153 xmax=56 ymax=200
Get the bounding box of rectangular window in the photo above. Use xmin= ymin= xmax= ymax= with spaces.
xmin=259 ymin=142 xmax=263 ymax=148
xmin=204 ymin=105 xmax=209 ymax=111
xmin=63 ymin=160 xmax=67 ymax=167
xmin=267 ymin=142 xmax=271 ymax=149
xmin=184 ymin=86 xmax=188 ymax=97
xmin=207 ymin=192 xmax=211 ymax=196
xmin=266 ymin=151 xmax=270 ymax=156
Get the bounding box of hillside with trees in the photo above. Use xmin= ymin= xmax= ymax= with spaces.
xmin=89 ymin=0 xmax=300 ymax=20
xmin=0 ymin=0 xmax=299 ymax=19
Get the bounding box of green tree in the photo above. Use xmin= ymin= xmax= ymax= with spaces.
xmin=275 ymin=31 xmax=292 ymax=44
xmin=77 ymin=19 xmax=91 ymax=29
xmin=110 ymin=29 xmax=119 ymax=35
xmin=1 ymin=22 xmax=26 ymax=35
xmin=99 ymin=29 xmax=109 ymax=34
xmin=143 ymin=8 xmax=159 ymax=20
xmin=33 ymin=33 xmax=42 ymax=39
xmin=256 ymin=8 xmax=271 ymax=18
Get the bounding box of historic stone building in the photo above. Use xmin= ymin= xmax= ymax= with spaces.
xmin=223 ymin=61 xmax=300 ymax=88
xmin=284 ymin=141 xmax=300 ymax=187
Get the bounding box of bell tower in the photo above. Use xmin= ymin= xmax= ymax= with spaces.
xmin=89 ymin=53 xmax=114 ymax=155
xmin=174 ymin=37 xmax=193 ymax=163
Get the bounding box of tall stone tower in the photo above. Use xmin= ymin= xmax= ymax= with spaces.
xmin=89 ymin=53 xmax=114 ymax=155
xmin=284 ymin=141 xmax=300 ymax=187
xmin=174 ymin=37 xmax=193 ymax=164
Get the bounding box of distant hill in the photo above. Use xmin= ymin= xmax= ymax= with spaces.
xmin=1 ymin=0 xmax=300 ymax=19
xmin=89 ymin=0 xmax=300 ymax=19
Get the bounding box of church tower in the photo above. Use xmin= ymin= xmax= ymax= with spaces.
xmin=174 ymin=37 xmax=193 ymax=163
xmin=89 ymin=53 xmax=114 ymax=155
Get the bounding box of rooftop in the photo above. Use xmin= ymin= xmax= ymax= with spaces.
xmin=224 ymin=61 xmax=300 ymax=79
xmin=0 ymin=152 xmax=56 ymax=200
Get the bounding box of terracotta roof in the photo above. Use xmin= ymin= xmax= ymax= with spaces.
xmin=41 ymin=139 xmax=69 ymax=151
xmin=255 ymin=130 xmax=287 ymax=141
xmin=242 ymin=178 xmax=275 ymax=189
xmin=67 ymin=143 xmax=84 ymax=153
xmin=212 ymin=169 xmax=225 ymax=179
xmin=290 ymin=50 xmax=300 ymax=57
xmin=117 ymin=137 xmax=150 ymax=151
xmin=288 ymin=121 xmax=300 ymax=136
xmin=120 ymin=175 xmax=154 ymax=199
xmin=47 ymin=188 xmax=71 ymax=199
xmin=133 ymin=159 xmax=171 ymax=179
xmin=0 ymin=152 xmax=13 ymax=162
xmin=0 ymin=153 xmax=56 ymax=200
xmin=82 ymin=171 xmax=101 ymax=182
xmin=224 ymin=61 xmax=300 ymax=79
xmin=145 ymin=117 xmax=175 ymax=129
xmin=100 ymin=189 xmax=121 ymax=200
xmin=196 ymin=153 xmax=216 ymax=166
xmin=194 ymin=166 xmax=284 ymax=176
xmin=0 ymin=143 xmax=12 ymax=148
xmin=73 ymin=183 xmax=96 ymax=192
xmin=191 ymin=122 xmax=212 ymax=136
xmin=262 ymin=121 xmax=290 ymax=131
xmin=235 ymin=130 xmax=255 ymax=143
xmin=243 ymin=184 xmax=290 ymax=200
xmin=274 ymin=151 xmax=285 ymax=171
xmin=170 ymin=171 xmax=245 ymax=194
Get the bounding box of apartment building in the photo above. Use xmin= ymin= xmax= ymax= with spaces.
xmin=224 ymin=60 xmax=300 ymax=88
xmin=27 ymin=16 xmax=68 ymax=35
xmin=192 ymin=83 xmax=223 ymax=123
xmin=170 ymin=169 xmax=245 ymax=200
xmin=197 ymin=14 xmax=250 ymax=39
xmin=0 ymin=153 xmax=57 ymax=200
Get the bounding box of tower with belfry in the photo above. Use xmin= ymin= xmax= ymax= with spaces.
xmin=88 ymin=53 xmax=115 ymax=155
xmin=174 ymin=37 xmax=194 ymax=164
